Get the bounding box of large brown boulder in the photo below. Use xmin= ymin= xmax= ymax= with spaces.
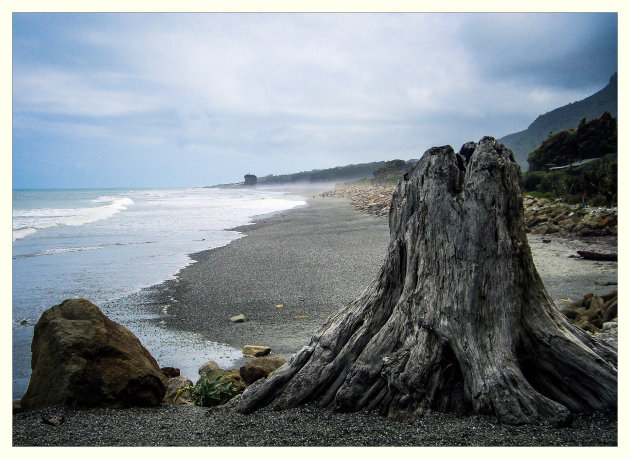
xmin=20 ymin=299 xmax=166 ymax=411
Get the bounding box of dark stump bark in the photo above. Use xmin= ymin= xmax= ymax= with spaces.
xmin=235 ymin=137 xmax=617 ymax=425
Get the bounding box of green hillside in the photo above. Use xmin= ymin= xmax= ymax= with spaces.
xmin=257 ymin=161 xmax=389 ymax=184
xmin=499 ymin=74 xmax=617 ymax=171
xmin=256 ymin=159 xmax=418 ymax=185
xmin=523 ymin=112 xmax=617 ymax=205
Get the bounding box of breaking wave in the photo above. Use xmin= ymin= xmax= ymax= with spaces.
xmin=12 ymin=196 xmax=134 ymax=241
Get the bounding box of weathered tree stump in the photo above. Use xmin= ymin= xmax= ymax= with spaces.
xmin=235 ymin=137 xmax=617 ymax=425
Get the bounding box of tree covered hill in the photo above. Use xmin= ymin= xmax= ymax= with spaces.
xmin=499 ymin=74 xmax=617 ymax=171
xmin=256 ymin=159 xmax=414 ymax=185
xmin=527 ymin=112 xmax=617 ymax=171
xmin=523 ymin=112 xmax=617 ymax=206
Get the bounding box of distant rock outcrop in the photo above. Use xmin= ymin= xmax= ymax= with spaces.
xmin=20 ymin=299 xmax=166 ymax=411
xmin=244 ymin=174 xmax=258 ymax=186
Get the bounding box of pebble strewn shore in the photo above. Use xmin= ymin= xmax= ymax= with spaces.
xmin=322 ymin=185 xmax=619 ymax=349
xmin=13 ymin=191 xmax=617 ymax=447
xmin=12 ymin=403 xmax=617 ymax=446
xmin=322 ymin=186 xmax=618 ymax=238
xmin=321 ymin=185 xmax=395 ymax=217
xmin=523 ymin=195 xmax=617 ymax=237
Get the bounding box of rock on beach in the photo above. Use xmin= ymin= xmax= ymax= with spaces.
xmin=243 ymin=345 xmax=271 ymax=357
xmin=12 ymin=192 xmax=618 ymax=446
xmin=240 ymin=357 xmax=286 ymax=385
xmin=321 ymin=186 xmax=618 ymax=239
xmin=164 ymin=375 xmax=194 ymax=405
xmin=321 ymin=185 xmax=395 ymax=217
xmin=522 ymin=195 xmax=617 ymax=237
xmin=20 ymin=298 xmax=167 ymax=411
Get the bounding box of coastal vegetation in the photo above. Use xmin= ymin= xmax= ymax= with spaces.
xmin=252 ymin=158 xmax=416 ymax=187
xmin=522 ymin=112 xmax=617 ymax=206
xmin=176 ymin=375 xmax=240 ymax=407
xmin=256 ymin=160 xmax=402 ymax=185
xmin=499 ymin=74 xmax=617 ymax=170
xmin=370 ymin=159 xmax=415 ymax=185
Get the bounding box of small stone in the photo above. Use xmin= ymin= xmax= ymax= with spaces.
xmin=42 ymin=414 xmax=65 ymax=427
xmin=231 ymin=314 xmax=246 ymax=323
xmin=275 ymin=304 xmax=283 ymax=308
xmin=13 ymin=400 xmax=22 ymax=414
xmin=602 ymin=322 xmax=618 ymax=331
xmin=161 ymin=367 xmax=180 ymax=379
xmin=220 ymin=372 xmax=248 ymax=392
xmin=243 ymin=345 xmax=271 ymax=357
xmin=164 ymin=375 xmax=194 ymax=405
xmin=20 ymin=318 xmax=28 ymax=325
xmin=198 ymin=360 xmax=221 ymax=378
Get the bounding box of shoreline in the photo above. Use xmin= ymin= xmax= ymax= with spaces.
xmin=137 ymin=190 xmax=617 ymax=377
xmin=13 ymin=188 xmax=618 ymax=446
xmin=142 ymin=188 xmax=617 ymax=379
xmin=140 ymin=193 xmax=391 ymax=366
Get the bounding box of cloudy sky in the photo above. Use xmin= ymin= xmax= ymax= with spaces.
xmin=12 ymin=12 xmax=618 ymax=189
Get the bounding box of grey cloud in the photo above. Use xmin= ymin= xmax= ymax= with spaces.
xmin=457 ymin=13 xmax=617 ymax=90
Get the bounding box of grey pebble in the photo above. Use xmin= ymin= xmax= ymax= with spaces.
xmin=12 ymin=404 xmax=617 ymax=446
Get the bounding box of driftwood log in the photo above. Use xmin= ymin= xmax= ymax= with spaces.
xmin=235 ymin=137 xmax=617 ymax=425
xmin=577 ymin=250 xmax=618 ymax=261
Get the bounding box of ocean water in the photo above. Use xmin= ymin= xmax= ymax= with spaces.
xmin=12 ymin=186 xmax=306 ymax=399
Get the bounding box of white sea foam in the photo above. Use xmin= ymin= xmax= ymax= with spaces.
xmin=12 ymin=196 xmax=134 ymax=241
xmin=40 ymin=246 xmax=103 ymax=255
xmin=12 ymin=186 xmax=306 ymax=399
xmin=12 ymin=228 xmax=37 ymax=241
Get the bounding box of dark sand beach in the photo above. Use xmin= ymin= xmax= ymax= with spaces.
xmin=145 ymin=193 xmax=618 ymax=363
xmin=12 ymin=193 xmax=617 ymax=446
xmin=146 ymin=194 xmax=391 ymax=361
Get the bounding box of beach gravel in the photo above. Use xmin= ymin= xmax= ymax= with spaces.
xmin=146 ymin=194 xmax=391 ymax=360
xmin=12 ymin=403 xmax=617 ymax=446
xmin=12 ymin=192 xmax=618 ymax=446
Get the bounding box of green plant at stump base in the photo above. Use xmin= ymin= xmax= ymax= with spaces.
xmin=176 ymin=375 xmax=240 ymax=407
